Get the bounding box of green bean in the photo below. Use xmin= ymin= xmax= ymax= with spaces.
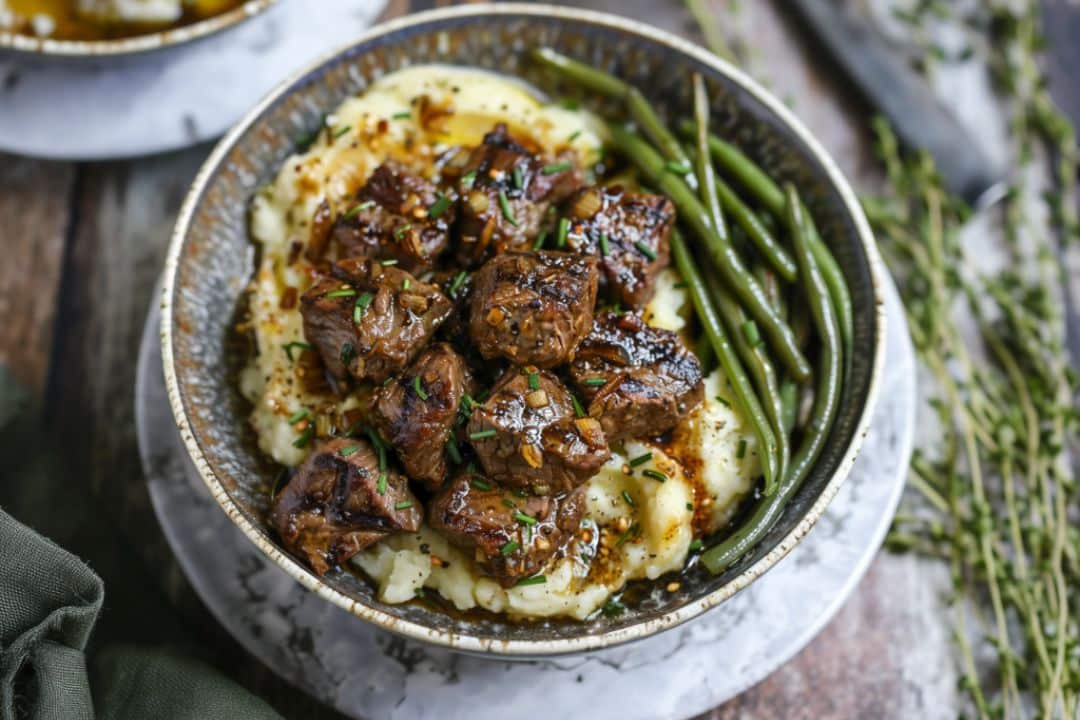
xmin=701 ymin=184 xmax=842 ymax=575
xmin=692 ymin=74 xmax=726 ymax=242
xmin=779 ymin=379 xmax=798 ymax=436
xmin=679 ymin=120 xmax=853 ymax=358
xmin=707 ymin=275 xmax=790 ymax=487
xmin=715 ymin=177 xmax=798 ymax=282
xmin=671 ymin=230 xmax=780 ymax=492
xmin=532 ymin=48 xmax=694 ymax=185
xmin=606 ymin=123 xmax=812 ymax=381
xmin=754 ymin=263 xmax=787 ymax=320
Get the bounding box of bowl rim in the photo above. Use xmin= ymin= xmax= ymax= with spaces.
xmin=160 ymin=2 xmax=888 ymax=657
xmin=0 ymin=0 xmax=277 ymax=57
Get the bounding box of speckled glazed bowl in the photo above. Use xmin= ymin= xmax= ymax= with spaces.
xmin=0 ymin=0 xmax=275 ymax=57
xmin=161 ymin=4 xmax=886 ymax=657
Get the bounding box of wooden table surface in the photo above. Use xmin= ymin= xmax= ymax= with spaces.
xmin=1 ymin=0 xmax=1028 ymax=717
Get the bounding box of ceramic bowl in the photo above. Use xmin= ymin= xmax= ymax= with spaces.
xmin=0 ymin=0 xmax=275 ymax=57
xmin=161 ymin=3 xmax=886 ymax=657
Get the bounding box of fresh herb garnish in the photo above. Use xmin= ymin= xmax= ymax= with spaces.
xmin=460 ymin=170 xmax=477 ymax=189
xmin=287 ymin=409 xmax=309 ymax=424
xmin=567 ymin=129 xmax=582 ymax=142
xmin=515 ymin=575 xmax=546 ymax=587
xmin=634 ymin=241 xmax=657 ymax=261
xmin=497 ymin=190 xmax=518 ymax=226
xmin=448 ymin=271 xmax=468 ymax=297
xmin=332 ymin=125 xmax=351 ymax=139
xmin=341 ymin=200 xmax=376 ymax=221
xmin=622 ymin=490 xmax=636 ymax=507
xmin=469 ymin=429 xmax=496 ymax=440
xmin=513 ymin=512 xmax=537 ymax=526
xmin=542 ymin=161 xmax=572 ymax=175
xmin=470 ymin=478 xmax=492 ymax=491
xmin=527 ymin=372 xmax=540 ymax=391
xmin=282 ymin=341 xmax=313 ymax=362
xmin=325 ymin=287 xmax=357 ymax=298
xmin=689 ymin=539 xmax=704 ymax=552
xmin=500 ymin=541 xmax=520 ymax=556
xmin=391 ymin=110 xmax=411 ymax=119
xmin=353 ymin=292 xmax=374 ymax=322
xmin=570 ymin=394 xmax=586 ymax=418
xmin=339 ymin=342 xmax=355 ymax=367
xmin=445 ymin=438 xmax=462 ymax=464
xmin=599 ymin=232 xmax=610 ymax=256
xmin=412 ymin=375 xmax=429 ymax=400
xmin=376 ymin=473 xmax=387 ymax=495
xmin=555 ymin=217 xmax=569 ymax=247
xmin=583 ymin=377 xmax=606 ymax=387
xmin=532 ymin=231 xmax=548 ymax=250
xmin=428 ymin=193 xmax=452 ymax=219
xmin=339 ymin=445 xmax=360 ymax=457
xmin=393 ymin=223 xmax=412 ymax=240
xmin=601 ymin=599 xmax=626 ymax=617
xmin=394 ymin=500 xmax=414 ymax=510
xmin=736 ymin=439 xmax=747 ymax=459
xmin=642 ymin=469 xmax=667 ymax=483
xmin=292 ymin=426 xmax=314 ymax=449
xmin=512 ymin=164 xmax=524 ymax=189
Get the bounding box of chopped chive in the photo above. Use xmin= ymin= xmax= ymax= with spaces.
xmin=470 ymin=429 xmax=497 ymax=440
xmin=340 ymin=342 xmax=356 ymax=367
xmin=340 ymin=445 xmax=360 ymax=457
xmin=332 ymin=125 xmax=351 ymax=138
xmin=516 ymin=575 xmax=546 ymax=587
xmin=460 ymin=394 xmax=475 ymax=413
xmin=391 ymin=110 xmax=411 ymax=119
xmin=500 ymin=541 xmax=520 ymax=556
xmin=428 ymin=194 xmax=452 ymax=219
xmin=601 ymin=599 xmax=626 ymax=617
xmin=634 ymin=241 xmax=658 ymax=261
xmin=556 ymin=217 xmax=569 ymax=247
xmin=292 ymin=426 xmax=314 ymax=449
xmin=287 ymin=409 xmax=309 ymax=424
xmin=341 ymin=200 xmax=376 ymax=221
xmin=664 ymin=160 xmax=692 ymax=175
xmin=736 ymin=439 xmax=747 ymax=459
xmin=629 ymin=452 xmax=653 ymax=468
xmin=461 ymin=170 xmax=477 ymax=189
xmin=622 ymin=490 xmax=636 ymax=507
xmin=395 ymin=500 xmax=414 ymax=510
xmin=497 ymin=190 xmax=518 ymax=226
xmin=527 ymin=372 xmax=540 ymax=391
xmin=542 ymin=160 xmax=572 ymax=175
xmin=352 ymin=292 xmax=374 ymax=323
xmin=616 ymin=523 xmax=640 ymax=547
xmin=470 ymin=478 xmax=492 ymax=491
xmin=571 ymin=394 xmax=586 ymax=418
xmin=446 ymin=437 xmax=462 ymax=464
xmin=689 ymin=539 xmax=704 ymax=552
xmin=502 ymin=498 xmax=517 ymax=509
xmin=685 ymin=502 xmax=694 ymax=511
xmin=393 ymin=223 xmax=412 ymax=240
xmin=282 ymin=341 xmax=313 ymax=362
xmin=377 ymin=473 xmax=388 ymax=494
xmin=533 ymin=231 xmax=548 ymax=250
xmin=326 ymin=288 xmax=357 ymax=298
xmin=512 ymin=165 xmax=524 ymax=189
xmin=567 ymin=129 xmax=582 ymax=142
xmin=402 ymin=278 xmax=411 ymax=290
xmin=448 ymin=271 xmax=468 ymax=296
xmin=714 ymin=395 xmax=731 ymax=407
xmin=365 ymin=427 xmax=386 ymax=470
xmin=643 ymin=469 xmax=668 ymax=483
xmin=599 ymin=232 xmax=610 ymax=256
xmin=741 ymin=320 xmax=762 ymax=346
xmin=413 ymin=376 xmax=429 ymax=400
xmin=673 ymin=281 xmax=688 ymax=289
xmin=380 ymin=259 xmax=399 ymax=266
xmin=513 ymin=511 xmax=538 ymax=526
xmin=583 ymin=377 xmax=606 ymax=387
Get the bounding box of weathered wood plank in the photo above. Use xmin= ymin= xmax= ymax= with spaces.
xmin=0 ymin=154 xmax=75 ymax=395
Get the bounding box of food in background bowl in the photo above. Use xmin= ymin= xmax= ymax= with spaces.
xmin=243 ymin=56 xmax=848 ymax=621
xmin=0 ymin=0 xmax=245 ymax=40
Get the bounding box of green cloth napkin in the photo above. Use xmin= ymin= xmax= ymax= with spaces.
xmin=0 ymin=364 xmax=283 ymax=720
xmin=0 ymin=508 xmax=284 ymax=720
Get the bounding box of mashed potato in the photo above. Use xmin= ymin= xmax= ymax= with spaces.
xmin=245 ymin=65 xmax=759 ymax=619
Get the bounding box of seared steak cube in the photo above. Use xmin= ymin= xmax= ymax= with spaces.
xmin=455 ymin=124 xmax=583 ymax=267
xmin=270 ymin=437 xmax=422 ymax=576
xmin=567 ymin=311 xmax=704 ymax=441
xmin=563 ymin=186 xmax=674 ymax=308
xmin=428 ymin=472 xmax=585 ymax=587
xmin=331 ymin=162 xmax=455 ymax=274
xmin=467 ymin=367 xmax=609 ymax=495
xmin=371 ymin=343 xmax=473 ymax=491
xmin=468 ymin=250 xmax=599 ymax=368
xmin=300 ymin=258 xmax=452 ymax=383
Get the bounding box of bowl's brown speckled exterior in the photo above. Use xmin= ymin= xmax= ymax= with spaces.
xmin=161 ymin=4 xmax=887 ymax=657
xmin=0 ymin=0 xmax=275 ymax=57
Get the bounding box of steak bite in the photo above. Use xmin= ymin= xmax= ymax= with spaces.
xmin=455 ymin=123 xmax=583 ymax=266
xmin=371 ymin=343 xmax=473 ymax=491
xmin=563 ymin=185 xmax=675 ymax=308
xmin=567 ymin=311 xmax=704 ymax=441
xmin=300 ymin=257 xmax=452 ymax=383
xmin=270 ymin=437 xmax=422 ymax=576
xmin=331 ymin=161 xmax=456 ymax=274
xmin=428 ymin=471 xmax=586 ymax=587
xmin=468 ymin=250 xmax=599 ymax=368
xmin=467 ymin=367 xmax=610 ymax=495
